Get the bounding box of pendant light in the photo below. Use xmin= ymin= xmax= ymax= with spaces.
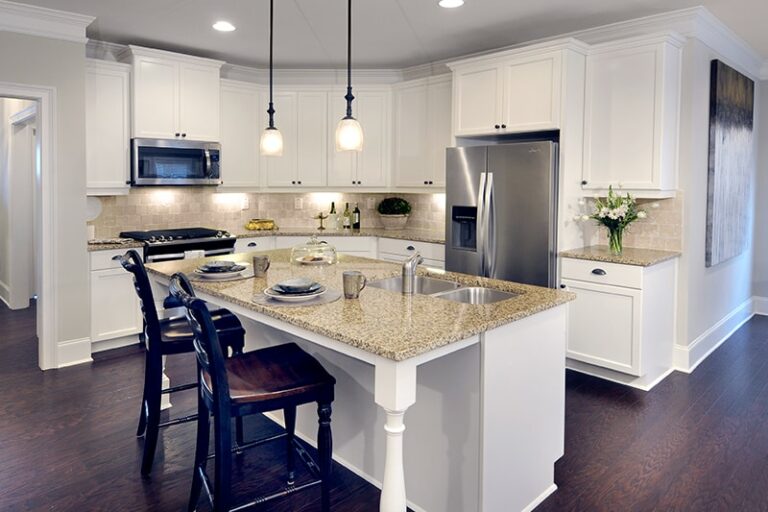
xmin=260 ymin=0 xmax=283 ymax=156
xmin=335 ymin=0 xmax=364 ymax=152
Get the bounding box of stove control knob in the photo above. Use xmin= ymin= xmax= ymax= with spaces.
xmin=158 ymin=236 xmax=166 ymax=242
xmin=223 ymin=231 xmax=231 ymax=238
xmin=149 ymin=236 xmax=156 ymax=243
xmin=216 ymin=231 xmax=223 ymax=238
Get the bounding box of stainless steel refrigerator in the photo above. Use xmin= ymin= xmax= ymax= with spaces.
xmin=445 ymin=142 xmax=559 ymax=288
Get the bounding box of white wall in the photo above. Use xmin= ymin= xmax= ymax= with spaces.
xmin=0 ymin=97 xmax=36 ymax=308
xmin=0 ymin=32 xmax=89 ymax=363
xmin=675 ymin=38 xmax=759 ymax=368
xmin=752 ymin=82 xmax=768 ymax=298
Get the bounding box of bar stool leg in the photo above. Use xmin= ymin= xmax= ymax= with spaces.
xmin=136 ymin=351 xmax=151 ymax=437
xmin=317 ymin=401 xmax=333 ymax=512
xmin=141 ymin=355 xmax=163 ymax=477
xmin=213 ymin=411 xmax=233 ymax=512
xmin=284 ymin=406 xmax=297 ymax=484
xmin=235 ymin=417 xmax=244 ymax=448
xmin=188 ymin=396 xmax=210 ymax=512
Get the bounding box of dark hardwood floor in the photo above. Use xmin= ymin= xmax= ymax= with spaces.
xmin=2 ymin=301 xmax=768 ymax=511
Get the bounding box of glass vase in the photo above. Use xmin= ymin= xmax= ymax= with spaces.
xmin=608 ymin=228 xmax=623 ymax=255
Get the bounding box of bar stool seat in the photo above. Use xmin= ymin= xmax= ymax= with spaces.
xmin=159 ymin=314 xmax=243 ymax=354
xmin=202 ymin=343 xmax=335 ymax=406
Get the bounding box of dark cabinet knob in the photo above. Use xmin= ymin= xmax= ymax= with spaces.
xmin=560 ymin=284 xmax=566 ymax=289
xmin=428 ymin=181 xmax=433 ymax=185
xmin=247 ymin=242 xmax=257 ymax=247
xmin=352 ymin=181 xmax=356 ymax=185
xmin=424 ymin=181 xmax=428 ymax=185
xmin=406 ymin=245 xmax=416 ymax=251
xmin=182 ymin=133 xmax=187 ymax=138
xmin=581 ymin=180 xmax=588 ymax=186
xmin=591 ymin=268 xmax=607 ymax=276
xmin=297 ymin=181 xmax=302 ymax=185
xmin=291 ymin=181 xmax=296 ymax=185
xmin=501 ymin=124 xmax=507 ymax=129
xmin=175 ymin=132 xmax=180 ymax=137
xmin=125 ymin=180 xmax=131 ymax=185
xmin=494 ymin=124 xmax=500 ymax=129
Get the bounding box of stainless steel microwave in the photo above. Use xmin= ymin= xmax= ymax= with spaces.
xmin=131 ymin=138 xmax=221 ymax=186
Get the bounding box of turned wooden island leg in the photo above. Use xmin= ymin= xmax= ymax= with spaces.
xmin=374 ymin=360 xmax=417 ymax=512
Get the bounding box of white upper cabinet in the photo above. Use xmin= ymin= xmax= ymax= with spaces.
xmin=263 ymin=90 xmax=328 ymax=189
xmin=393 ymin=75 xmax=452 ymax=188
xmin=220 ymin=80 xmax=261 ymax=189
xmin=581 ymin=34 xmax=683 ymax=196
xmin=85 ymin=59 xmax=131 ymax=195
xmin=449 ymin=42 xmax=585 ymax=137
xmin=123 ymin=46 xmax=223 ymax=142
xmin=328 ymin=88 xmax=390 ymax=188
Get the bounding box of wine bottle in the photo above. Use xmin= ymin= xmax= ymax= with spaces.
xmin=342 ymin=202 xmax=352 ymax=229
xmin=328 ymin=202 xmax=338 ymax=231
xmin=352 ymin=203 xmax=361 ymax=230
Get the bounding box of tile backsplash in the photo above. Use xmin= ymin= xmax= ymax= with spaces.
xmin=89 ymin=189 xmax=446 ymax=238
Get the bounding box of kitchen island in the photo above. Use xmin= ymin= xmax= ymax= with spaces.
xmin=147 ymin=250 xmax=574 ymax=512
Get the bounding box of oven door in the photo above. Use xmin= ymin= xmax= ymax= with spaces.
xmin=132 ymin=139 xmax=221 ymax=186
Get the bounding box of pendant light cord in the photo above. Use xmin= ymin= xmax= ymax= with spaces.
xmin=344 ymin=0 xmax=354 ymax=118
xmin=267 ymin=0 xmax=275 ymax=128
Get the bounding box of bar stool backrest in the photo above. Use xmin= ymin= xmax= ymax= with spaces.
xmin=168 ymin=272 xmax=231 ymax=411
xmin=114 ymin=250 xmax=162 ymax=349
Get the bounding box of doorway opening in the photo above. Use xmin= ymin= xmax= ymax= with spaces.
xmin=0 ymin=97 xmax=40 ymax=315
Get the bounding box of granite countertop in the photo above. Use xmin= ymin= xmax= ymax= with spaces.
xmin=235 ymin=227 xmax=446 ymax=245
xmin=146 ymin=249 xmax=574 ymax=362
xmin=560 ymin=245 xmax=681 ymax=267
xmin=87 ymin=240 xmax=144 ymax=252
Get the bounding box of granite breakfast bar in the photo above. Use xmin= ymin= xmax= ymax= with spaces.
xmin=146 ymin=250 xmax=575 ymax=512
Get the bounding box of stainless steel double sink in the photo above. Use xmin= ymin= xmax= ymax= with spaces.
xmin=368 ymin=276 xmax=518 ymax=305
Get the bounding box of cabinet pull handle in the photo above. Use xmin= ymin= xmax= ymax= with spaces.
xmin=591 ymin=268 xmax=607 ymax=276
xmin=182 ymin=133 xmax=187 ymax=138
xmin=501 ymin=124 xmax=507 ymax=129
xmin=406 ymin=245 xmax=416 ymax=251
xmin=297 ymin=181 xmax=302 ymax=185
xmin=175 ymin=132 xmax=180 ymax=137
xmin=560 ymin=284 xmax=567 ymax=289
xmin=494 ymin=124 xmax=501 ymax=129
xmin=292 ymin=181 xmax=296 ymax=185
xmin=581 ymin=180 xmax=588 ymax=186
xmin=247 ymin=242 xmax=257 ymax=247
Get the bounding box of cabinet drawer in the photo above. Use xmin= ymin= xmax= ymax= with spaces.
xmin=235 ymin=237 xmax=276 ymax=252
xmin=561 ymin=257 xmax=642 ymax=289
xmin=378 ymin=238 xmax=444 ymax=261
xmin=274 ymin=235 xmax=376 ymax=254
xmin=90 ymin=249 xmax=135 ymax=271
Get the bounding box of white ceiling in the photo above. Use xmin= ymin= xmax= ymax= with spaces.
xmin=12 ymin=0 xmax=768 ymax=68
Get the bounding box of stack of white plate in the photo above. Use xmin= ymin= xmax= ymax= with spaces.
xmin=194 ymin=260 xmax=248 ymax=280
xmin=264 ymin=278 xmax=327 ymax=302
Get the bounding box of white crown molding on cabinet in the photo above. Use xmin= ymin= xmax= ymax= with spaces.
xmin=0 ymin=0 xmax=93 ymax=43
xmin=118 ymin=44 xmax=226 ymax=67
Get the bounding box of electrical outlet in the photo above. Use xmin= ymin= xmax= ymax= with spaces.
xmin=294 ymin=197 xmax=304 ymax=210
xmin=366 ymin=197 xmax=376 ymax=210
xmin=241 ymin=197 xmax=250 ymax=210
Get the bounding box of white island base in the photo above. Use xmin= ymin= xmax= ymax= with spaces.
xmin=233 ymin=305 xmax=567 ymax=512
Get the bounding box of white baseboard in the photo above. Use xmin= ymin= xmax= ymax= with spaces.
xmin=262 ymin=412 xmax=429 ymax=512
xmin=566 ymin=359 xmax=675 ymax=391
xmin=673 ymin=297 xmax=755 ymax=374
xmin=522 ymin=484 xmax=558 ymax=512
xmin=56 ymin=337 xmax=93 ymax=368
xmin=91 ymin=334 xmax=140 ymax=353
xmin=752 ymin=296 xmax=768 ymax=316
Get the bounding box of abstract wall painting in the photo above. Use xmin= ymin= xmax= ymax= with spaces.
xmin=706 ymin=60 xmax=755 ymax=268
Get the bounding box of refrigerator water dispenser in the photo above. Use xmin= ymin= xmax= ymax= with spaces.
xmin=451 ymin=206 xmax=477 ymax=251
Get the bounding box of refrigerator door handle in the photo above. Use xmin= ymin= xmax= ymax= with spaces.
xmin=484 ymin=172 xmax=496 ymax=278
xmin=476 ymin=172 xmax=488 ymax=276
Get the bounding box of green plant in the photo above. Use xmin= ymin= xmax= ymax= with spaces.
xmin=377 ymin=197 xmax=412 ymax=216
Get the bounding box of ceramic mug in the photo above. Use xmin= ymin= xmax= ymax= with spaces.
xmin=252 ymin=255 xmax=271 ymax=277
xmin=343 ymin=271 xmax=367 ymax=299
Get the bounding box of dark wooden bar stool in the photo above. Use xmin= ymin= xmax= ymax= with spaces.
xmin=168 ymin=273 xmax=336 ymax=512
xmin=115 ymin=250 xmax=247 ymax=476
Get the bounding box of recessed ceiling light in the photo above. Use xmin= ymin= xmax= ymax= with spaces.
xmin=438 ymin=0 xmax=464 ymax=8
xmin=212 ymin=21 xmax=236 ymax=32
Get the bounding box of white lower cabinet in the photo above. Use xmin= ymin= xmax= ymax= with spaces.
xmin=561 ymin=256 xmax=676 ymax=390
xmin=90 ymin=249 xmax=143 ymax=347
xmin=234 ymin=236 xmax=276 ymax=253
xmin=378 ymin=238 xmax=445 ymax=269
xmin=273 ymin=236 xmax=377 ymax=258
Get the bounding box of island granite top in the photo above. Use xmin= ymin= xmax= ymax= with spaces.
xmin=146 ymin=250 xmax=574 ymax=362
xmin=560 ymin=245 xmax=681 ymax=267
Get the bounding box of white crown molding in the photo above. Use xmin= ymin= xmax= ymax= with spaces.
xmin=0 ymin=0 xmax=93 ymax=44
xmin=86 ymin=39 xmax=126 ymax=62
xmin=120 ymin=44 xmax=226 ymax=68
xmin=447 ymin=37 xmax=590 ymax=69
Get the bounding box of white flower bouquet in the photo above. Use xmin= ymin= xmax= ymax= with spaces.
xmin=588 ymin=186 xmax=646 ymax=254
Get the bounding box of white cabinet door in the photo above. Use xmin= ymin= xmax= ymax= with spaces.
xmin=91 ymin=268 xmax=143 ymax=342
xmin=582 ymin=38 xmax=681 ymax=193
xmin=327 ymin=93 xmax=357 ymax=187
xmin=179 ymin=62 xmax=221 ymax=141
xmin=220 ymin=81 xmax=260 ymax=188
xmin=453 ymin=65 xmax=503 ymax=136
xmin=393 ymin=82 xmax=429 ymax=187
xmin=427 ymin=78 xmax=452 ymax=187
xmin=500 ymin=52 xmax=561 ymax=132
xmin=563 ymin=278 xmax=642 ymax=376
xmin=86 ymin=60 xmax=131 ymax=194
xmin=263 ymin=92 xmax=299 ymax=187
xmin=133 ymin=56 xmax=179 ymax=139
xmin=355 ymin=91 xmax=389 ymax=188
xmin=296 ymin=91 xmax=328 ymax=187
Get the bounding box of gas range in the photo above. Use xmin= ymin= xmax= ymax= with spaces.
xmin=119 ymin=228 xmax=237 ymax=262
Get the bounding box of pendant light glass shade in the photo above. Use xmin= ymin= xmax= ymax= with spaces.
xmin=335 ymin=0 xmax=363 ymax=152
xmin=335 ymin=116 xmax=364 ymax=152
xmin=260 ymin=127 xmax=283 ymax=156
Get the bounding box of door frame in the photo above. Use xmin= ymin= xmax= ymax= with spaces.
xmin=1 ymin=81 xmax=57 ymax=370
